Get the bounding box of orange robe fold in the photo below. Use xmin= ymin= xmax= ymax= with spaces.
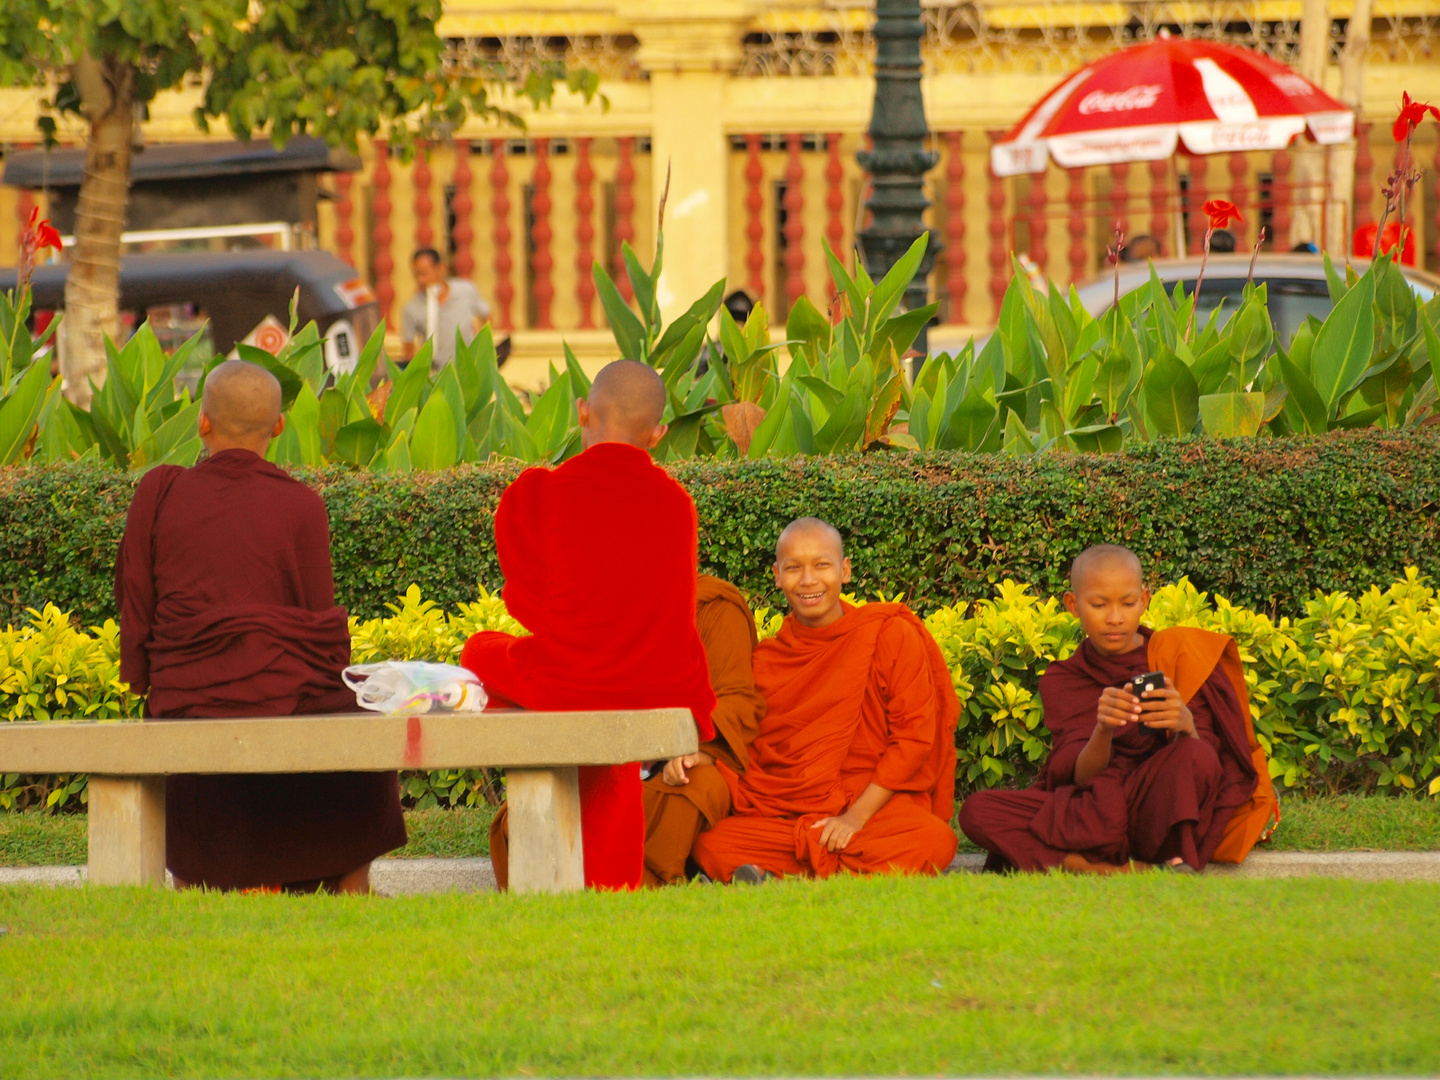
xmin=460 ymin=442 xmax=716 ymax=891
xmin=489 ymin=574 xmax=765 ymax=890
xmin=692 ymin=602 xmax=959 ymax=882
xmin=641 ymin=575 xmax=767 ymax=885
xmin=958 ymin=625 xmax=1270 ymax=872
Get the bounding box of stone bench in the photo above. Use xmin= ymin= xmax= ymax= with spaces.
xmin=0 ymin=708 xmax=696 ymax=893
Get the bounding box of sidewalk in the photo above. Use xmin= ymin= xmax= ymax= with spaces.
xmin=3 ymin=851 xmax=1438 ymax=894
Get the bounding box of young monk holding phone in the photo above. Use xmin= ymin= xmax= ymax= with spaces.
xmin=960 ymin=544 xmax=1276 ymax=873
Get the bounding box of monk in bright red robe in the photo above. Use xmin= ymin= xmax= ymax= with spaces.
xmin=115 ymin=360 xmax=406 ymax=893
xmin=692 ymin=518 xmax=959 ymax=883
xmin=487 ymin=573 xmax=765 ymax=889
xmin=460 ymin=360 xmax=716 ymax=891
xmin=959 ymin=545 xmax=1276 ymax=873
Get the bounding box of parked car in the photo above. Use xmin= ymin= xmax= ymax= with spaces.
xmin=1072 ymin=253 xmax=1440 ymax=343
xmin=5 ymin=249 xmax=380 ymax=375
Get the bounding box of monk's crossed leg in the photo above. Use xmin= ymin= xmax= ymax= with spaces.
xmin=694 ymin=799 xmax=958 ymax=882
xmin=692 ymin=816 xmax=808 ymax=882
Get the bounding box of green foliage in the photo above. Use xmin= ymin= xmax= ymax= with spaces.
xmin=0 ymin=604 xmax=141 ymax=812
xmin=0 ymin=287 xmax=63 ymax=466
xmin=348 ymin=584 xmax=523 ymax=808
xmin=932 ymin=574 xmax=1440 ymax=797
xmin=6 ymin=242 xmax=1438 ymax=473
xmin=6 ymin=431 xmax=1440 ymax=629
xmin=8 ymin=571 xmax=1440 ymax=814
xmin=0 ymin=0 xmax=598 ymax=154
xmin=930 ymin=252 xmax=1440 ymax=455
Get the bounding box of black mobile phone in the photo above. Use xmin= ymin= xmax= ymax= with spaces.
xmin=1127 ymin=671 xmax=1166 ymax=699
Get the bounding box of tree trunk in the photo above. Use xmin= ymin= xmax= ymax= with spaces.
xmin=61 ymin=54 xmax=135 ymax=408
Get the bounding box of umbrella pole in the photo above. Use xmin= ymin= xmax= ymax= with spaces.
xmin=1174 ymin=158 xmax=1188 ymax=258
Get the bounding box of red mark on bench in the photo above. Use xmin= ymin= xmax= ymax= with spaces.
xmin=404 ymin=715 xmax=423 ymax=767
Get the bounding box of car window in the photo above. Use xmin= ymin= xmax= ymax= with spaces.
xmin=1177 ymin=278 xmax=1331 ymax=345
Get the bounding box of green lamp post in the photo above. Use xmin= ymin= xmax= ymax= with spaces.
xmin=857 ymin=0 xmax=940 ymax=359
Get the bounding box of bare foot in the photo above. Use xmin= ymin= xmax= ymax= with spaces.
xmin=333 ymin=863 xmax=373 ymax=895
xmin=1060 ymin=853 xmax=1134 ymax=875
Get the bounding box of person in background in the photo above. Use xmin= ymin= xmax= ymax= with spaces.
xmin=1208 ymin=230 xmax=1237 ymax=253
xmin=1120 ymin=235 xmax=1163 ymax=263
xmin=401 ymin=248 xmax=491 ymax=370
xmin=723 ymin=290 xmax=755 ymax=326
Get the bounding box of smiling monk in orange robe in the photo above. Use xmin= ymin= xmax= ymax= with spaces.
xmin=459 ymin=360 xmax=716 ymax=891
xmin=489 ymin=572 xmax=765 ymax=890
xmin=958 ymin=545 xmax=1276 ymax=874
xmin=692 ymin=518 xmax=959 ymax=883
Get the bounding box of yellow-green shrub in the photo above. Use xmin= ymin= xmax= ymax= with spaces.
xmin=349 ymin=584 xmax=524 ymax=807
xmin=0 ymin=605 xmax=142 ymax=810
xmin=6 ymin=575 xmax=1440 ymax=814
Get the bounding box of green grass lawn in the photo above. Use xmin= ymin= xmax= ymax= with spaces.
xmin=0 ymin=874 xmax=1437 ymax=1077
xmin=2 ymin=795 xmax=1437 ymax=867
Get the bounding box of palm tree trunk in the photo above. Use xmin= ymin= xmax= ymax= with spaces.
xmin=61 ymin=54 xmax=135 ymax=408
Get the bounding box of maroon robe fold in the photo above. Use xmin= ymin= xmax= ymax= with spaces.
xmin=115 ymin=448 xmax=406 ymax=890
xmin=959 ymin=626 xmax=1257 ymax=872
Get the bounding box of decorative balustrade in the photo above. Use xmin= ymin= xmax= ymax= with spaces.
xmin=738 ymin=3 xmax=1438 ymax=76
xmin=312 ymin=126 xmax=1426 ymax=339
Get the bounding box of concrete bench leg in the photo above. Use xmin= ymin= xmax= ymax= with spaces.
xmin=88 ymin=775 xmax=167 ymax=887
xmin=506 ymin=766 xmax=584 ymax=893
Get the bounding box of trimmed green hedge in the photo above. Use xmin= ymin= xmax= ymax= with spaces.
xmin=3 ymin=430 xmax=1440 ymax=626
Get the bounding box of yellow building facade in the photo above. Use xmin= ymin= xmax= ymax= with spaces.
xmin=2 ymin=1 xmax=1438 ymax=387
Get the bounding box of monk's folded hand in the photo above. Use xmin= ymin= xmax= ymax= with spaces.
xmin=661 ymin=752 xmax=714 ymax=786
xmin=1096 ymin=686 xmax=1140 ymax=730
xmin=812 ymin=809 xmax=866 ymax=852
xmin=1137 ymin=677 xmax=1196 ymax=736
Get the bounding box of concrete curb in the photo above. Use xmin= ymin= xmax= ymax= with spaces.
xmin=947 ymin=850 xmax=1440 ymax=881
xmin=4 ymin=851 xmax=1439 ymax=892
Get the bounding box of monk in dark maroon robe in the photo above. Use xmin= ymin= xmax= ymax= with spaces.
xmin=460 ymin=360 xmax=716 ymax=891
xmin=959 ymin=545 xmax=1261 ymax=873
xmin=115 ymin=360 xmax=406 ymax=893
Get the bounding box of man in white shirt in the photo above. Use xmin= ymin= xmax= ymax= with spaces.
xmin=400 ymin=248 xmax=492 ymax=369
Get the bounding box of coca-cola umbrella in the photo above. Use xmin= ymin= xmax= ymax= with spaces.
xmin=991 ymin=37 xmax=1354 ymax=177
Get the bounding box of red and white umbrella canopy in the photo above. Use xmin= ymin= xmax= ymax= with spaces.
xmin=991 ymin=38 xmax=1354 ymax=177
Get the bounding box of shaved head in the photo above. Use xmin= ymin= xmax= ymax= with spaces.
xmin=773 ymin=517 xmax=850 ymax=628
xmin=1069 ymin=544 xmax=1144 ymax=593
xmin=201 ymin=360 xmax=283 ymax=442
xmin=775 ymin=517 xmax=844 ymax=561
xmin=582 ymin=360 xmax=667 ymax=448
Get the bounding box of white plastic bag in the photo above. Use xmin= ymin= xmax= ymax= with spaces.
xmin=342 ymin=661 xmax=488 ymax=714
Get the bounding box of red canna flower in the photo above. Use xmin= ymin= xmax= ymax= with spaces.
xmin=1392 ymin=91 xmax=1440 ymax=142
xmin=25 ymin=207 xmax=63 ymax=253
xmin=1202 ymin=199 xmax=1243 ymax=230
xmin=16 ymin=206 xmax=63 ymax=296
